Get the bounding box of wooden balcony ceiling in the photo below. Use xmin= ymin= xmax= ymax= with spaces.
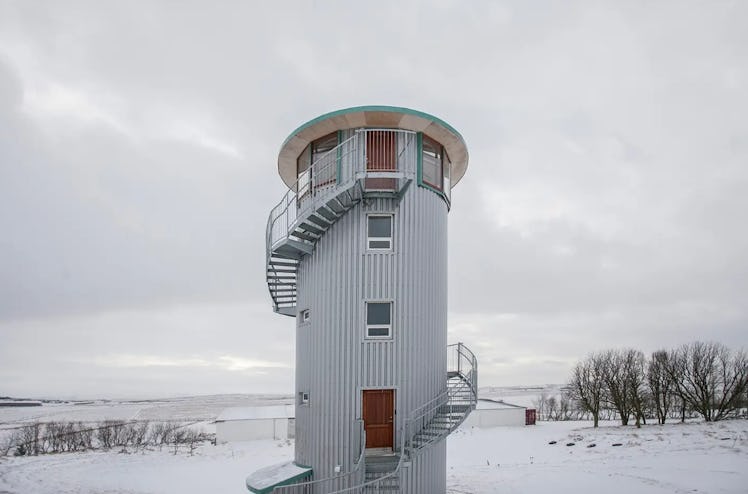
xmin=277 ymin=105 xmax=469 ymax=188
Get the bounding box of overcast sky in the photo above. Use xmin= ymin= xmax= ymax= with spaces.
xmin=1 ymin=1 xmax=746 ymax=399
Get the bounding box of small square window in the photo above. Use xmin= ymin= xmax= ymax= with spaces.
xmin=368 ymin=215 xmax=392 ymax=250
xmin=299 ymin=391 xmax=309 ymax=405
xmin=366 ymin=302 xmax=392 ymax=338
xmin=300 ymin=309 xmax=310 ymax=322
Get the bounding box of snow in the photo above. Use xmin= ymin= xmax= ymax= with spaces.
xmin=217 ymin=405 xmax=295 ymax=422
xmin=1 ymin=396 xmax=746 ymax=493
xmin=448 ymin=420 xmax=747 ymax=493
xmin=0 ymin=440 xmax=295 ymax=494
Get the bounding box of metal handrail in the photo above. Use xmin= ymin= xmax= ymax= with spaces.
xmin=272 ymin=347 xmax=476 ymax=493
xmin=266 ymin=133 xmax=359 ymax=256
xmin=266 ymin=128 xmax=417 ymax=256
xmin=448 ymin=343 xmax=478 ymax=397
xmin=273 ymin=420 xmax=366 ymax=493
xmin=265 ymin=129 xmax=418 ymax=313
xmin=327 ymin=343 xmax=478 ymax=493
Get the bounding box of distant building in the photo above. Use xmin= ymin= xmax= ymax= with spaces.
xmin=248 ymin=106 xmax=477 ymax=493
xmin=462 ymin=399 xmax=528 ymax=428
xmin=215 ymin=405 xmax=295 ymax=443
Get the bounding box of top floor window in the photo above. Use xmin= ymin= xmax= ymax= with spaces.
xmin=312 ymin=132 xmax=338 ymax=187
xmin=297 ymin=132 xmax=339 ymax=197
xmin=422 ymin=135 xmax=444 ymax=191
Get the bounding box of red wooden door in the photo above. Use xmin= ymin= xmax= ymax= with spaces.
xmin=365 ymin=131 xmax=396 ymax=190
xmin=363 ymin=389 xmax=394 ymax=448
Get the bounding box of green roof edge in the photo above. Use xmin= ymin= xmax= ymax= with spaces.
xmin=246 ymin=464 xmax=313 ymax=494
xmin=281 ymin=105 xmax=466 ymax=149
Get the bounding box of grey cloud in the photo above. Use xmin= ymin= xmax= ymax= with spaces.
xmin=0 ymin=1 xmax=746 ymax=396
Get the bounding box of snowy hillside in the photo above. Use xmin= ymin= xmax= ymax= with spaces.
xmin=0 ymin=394 xmax=745 ymax=493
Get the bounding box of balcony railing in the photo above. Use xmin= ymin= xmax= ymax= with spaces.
xmin=266 ymin=129 xmax=418 ymax=254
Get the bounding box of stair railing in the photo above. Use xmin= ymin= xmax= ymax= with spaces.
xmin=447 ymin=342 xmax=478 ymax=408
xmin=266 ymin=133 xmax=359 ymax=254
xmin=273 ymin=420 xmax=366 ymax=493
xmin=266 ymin=129 xmax=419 ymax=313
xmin=325 ymin=343 xmax=478 ymax=493
xmin=266 ymin=129 xmax=418 ymax=254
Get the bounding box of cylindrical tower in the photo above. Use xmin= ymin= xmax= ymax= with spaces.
xmin=254 ymin=106 xmax=476 ymax=494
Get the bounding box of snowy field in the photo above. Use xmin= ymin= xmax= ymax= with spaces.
xmin=1 ymin=395 xmax=746 ymax=493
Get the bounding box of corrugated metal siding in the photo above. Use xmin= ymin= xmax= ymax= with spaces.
xmin=294 ymin=142 xmax=449 ymax=492
xmin=402 ymin=441 xmax=447 ymax=493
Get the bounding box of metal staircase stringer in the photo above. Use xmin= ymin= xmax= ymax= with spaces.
xmin=266 ymin=181 xmax=363 ymax=316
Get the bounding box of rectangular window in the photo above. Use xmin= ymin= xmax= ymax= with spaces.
xmin=422 ymin=135 xmax=443 ymax=191
xmin=297 ymin=144 xmax=312 ymax=199
xmin=442 ymin=149 xmax=452 ymax=194
xmin=299 ymin=391 xmax=309 ymax=405
xmin=367 ymin=215 xmax=392 ymax=250
xmin=300 ymin=309 xmax=310 ymax=322
xmin=366 ymin=302 xmax=392 ymax=338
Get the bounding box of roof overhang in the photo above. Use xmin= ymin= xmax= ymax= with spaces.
xmin=277 ymin=105 xmax=469 ymax=189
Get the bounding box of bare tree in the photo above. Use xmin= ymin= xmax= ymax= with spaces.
xmin=546 ymin=396 xmax=558 ymax=421
xmin=670 ymin=342 xmax=748 ymax=421
xmin=624 ymin=349 xmax=647 ymax=428
xmin=557 ymin=393 xmax=572 ymax=421
xmin=648 ymin=350 xmax=676 ymax=424
xmin=533 ymin=393 xmax=548 ymax=421
xmin=601 ymin=349 xmax=633 ymax=425
xmin=567 ymin=352 xmax=606 ymax=427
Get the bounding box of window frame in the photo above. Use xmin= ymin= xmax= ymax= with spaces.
xmin=421 ymin=134 xmax=444 ymax=191
xmin=299 ymin=391 xmax=310 ymax=405
xmin=300 ymin=309 xmax=311 ymax=323
xmin=365 ymin=301 xmax=393 ymax=339
xmin=367 ymin=214 xmax=393 ymax=252
xmin=311 ymin=132 xmax=339 ymax=189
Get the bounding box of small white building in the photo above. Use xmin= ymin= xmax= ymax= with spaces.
xmin=461 ymin=399 xmax=527 ymax=428
xmin=215 ymin=405 xmax=295 ymax=443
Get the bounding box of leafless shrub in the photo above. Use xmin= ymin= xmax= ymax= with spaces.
xmin=171 ymin=427 xmax=187 ymax=455
xmin=183 ymin=428 xmax=205 ymax=456
xmin=131 ymin=421 xmax=150 ymax=451
xmin=17 ymin=422 xmax=42 ymax=456
xmin=1 ymin=431 xmax=18 ymax=456
xmin=97 ymin=420 xmax=117 ymax=449
xmin=77 ymin=423 xmax=94 ymax=451
xmin=149 ymin=421 xmax=178 ymax=450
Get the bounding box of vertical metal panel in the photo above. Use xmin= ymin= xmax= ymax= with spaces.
xmin=293 ymin=131 xmax=450 ymax=492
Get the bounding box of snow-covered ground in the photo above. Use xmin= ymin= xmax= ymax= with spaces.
xmin=1 ymin=396 xmax=746 ymax=493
